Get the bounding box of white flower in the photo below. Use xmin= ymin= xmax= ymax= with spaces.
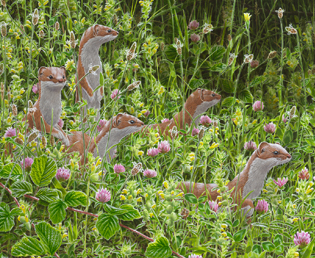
xmin=244 ymin=54 xmax=254 ymax=64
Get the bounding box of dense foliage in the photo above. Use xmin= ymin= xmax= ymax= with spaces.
xmin=1 ymin=0 xmax=315 ymax=257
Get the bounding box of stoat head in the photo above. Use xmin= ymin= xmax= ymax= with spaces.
xmin=113 ymin=113 xmax=144 ymax=130
xmin=198 ymin=88 xmax=221 ymax=104
xmin=255 ymin=142 xmax=292 ymax=166
xmin=38 ymin=66 xmax=67 ymax=90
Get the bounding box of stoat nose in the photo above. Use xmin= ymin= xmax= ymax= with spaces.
xmin=287 ymin=154 xmax=292 ymax=159
xmin=57 ymin=79 xmax=64 ymax=83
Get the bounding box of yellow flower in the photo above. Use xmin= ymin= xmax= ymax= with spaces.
xmin=136 ymin=188 xmax=142 ymax=195
xmin=149 ymin=213 xmax=154 ymax=218
xmin=176 ymin=192 xmax=184 ymax=197
xmin=292 ymin=218 xmax=298 ymax=223
xmin=309 ymin=182 xmax=314 ymax=187
xmin=160 ymin=193 xmax=165 ymax=199
xmin=252 ymin=120 xmax=257 ymax=125
xmin=190 ymin=157 xmax=195 ymax=161
xmin=217 ymin=189 xmax=221 ymax=194
xmin=221 ymin=232 xmax=227 ymax=237
xmin=152 ymin=204 xmax=156 ymax=209
xmin=20 ymin=206 xmax=26 ymax=215
xmin=137 ymin=197 xmax=142 ymax=202
xmin=18 ymin=215 xmax=21 ymax=221
xmin=92 ymin=227 xmax=97 ymax=231
xmin=120 ymin=195 xmax=126 ymax=201
xmin=278 ymin=200 xmax=282 ymax=204
xmin=122 ymin=189 xmax=128 ymax=194
xmin=130 ymin=107 xmax=135 ymax=114
xmin=171 ymin=190 xmax=174 ymax=195
xmin=306 ymin=188 xmax=313 ymax=194
xmin=189 ymin=166 xmax=193 ymax=171
xmin=262 ymin=189 xmax=268 ymax=193
xmin=244 ymin=13 xmax=252 ymax=22
xmin=189 ymin=153 xmax=195 ymax=157
xmin=221 ymin=224 xmax=227 ymax=229
xmin=158 ymin=86 xmax=165 ymax=95
xmin=294 ymin=252 xmax=299 ymax=257
xmin=218 ymin=202 xmax=222 ymax=206
xmin=144 ymin=193 xmax=148 ymax=198
xmin=98 ymin=171 xmax=103 ymax=176
xmin=209 ymin=143 xmax=219 ymax=149
xmin=62 ymin=233 xmax=68 ymax=239
xmin=20 ymin=89 xmax=25 ymax=94
xmin=163 ymin=181 xmax=169 ymax=189
xmin=128 ymin=195 xmax=133 ymax=200
xmin=139 ymin=102 xmax=144 ymax=107
xmin=157 ymin=190 xmax=163 ymax=194
xmin=217 ymin=196 xmax=222 ymax=201
xmin=138 ymin=150 xmax=144 ymax=156
xmin=200 ymin=142 xmax=203 ymax=146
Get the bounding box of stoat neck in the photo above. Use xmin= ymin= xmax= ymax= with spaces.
xmin=39 ymin=81 xmax=63 ymax=127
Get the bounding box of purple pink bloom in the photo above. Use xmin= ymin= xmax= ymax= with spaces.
xmin=273 ymin=178 xmax=288 ymax=188
xmin=4 ymin=127 xmax=16 ymax=138
xmin=244 ymin=141 xmax=257 ymax=151
xmin=255 ymin=200 xmax=269 ymax=213
xmin=20 ymin=157 xmax=34 ymax=171
xmin=282 ymin=114 xmax=288 ymax=123
xmin=200 ymin=115 xmax=212 ymax=127
xmin=294 ymin=231 xmax=311 ymax=248
xmin=299 ymin=167 xmax=310 ymax=180
xmin=264 ymin=122 xmax=276 ymax=133
xmin=252 ymin=101 xmax=264 ymax=111
xmin=143 ymin=169 xmax=157 ymax=178
xmin=113 ymin=164 xmax=125 ymax=174
xmin=250 ymin=60 xmax=259 ymax=68
xmin=56 ymin=167 xmax=70 ymax=182
xmin=191 ymin=128 xmax=200 ymax=137
xmin=191 ymin=33 xmax=200 ymax=42
xmin=95 ymin=188 xmax=111 ymax=203
xmin=147 ymin=148 xmax=159 ymax=157
xmin=158 ymin=140 xmax=171 ymax=153
xmin=161 ymin=118 xmax=170 ymax=123
xmin=110 ymin=89 xmax=121 ymax=100
xmin=58 ymin=119 xmax=64 ymax=128
xmin=208 ymin=201 xmax=219 ymax=213
xmin=143 ymin=110 xmax=150 ymax=117
xmin=32 ymin=84 xmax=38 ymax=94
xmin=97 ymin=119 xmax=107 ymax=132
xmin=188 ymin=20 xmax=199 ymax=30
xmin=188 ymin=255 xmax=202 ymax=258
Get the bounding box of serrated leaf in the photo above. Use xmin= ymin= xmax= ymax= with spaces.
xmin=48 ymin=199 xmax=68 ymax=224
xmin=210 ymin=63 xmax=227 ymax=72
xmin=35 ymin=222 xmax=62 ymax=255
xmin=11 ymin=236 xmax=45 ymax=256
xmin=0 ymin=163 xmax=22 ymax=180
xmin=104 ymin=204 xmax=128 ymax=216
xmin=233 ymin=229 xmax=247 ymax=242
xmin=262 ymin=241 xmax=275 ymax=252
xmin=189 ymin=78 xmax=204 ymax=89
xmin=184 ymin=193 xmax=198 ymax=204
xmin=30 ymin=155 xmax=57 ymax=187
xmin=221 ymin=79 xmax=235 ymax=93
xmin=222 ymin=96 xmax=236 ymax=107
xmin=64 ymin=191 xmax=87 ymax=207
xmin=117 ymin=204 xmax=141 ymax=221
xmin=165 ymin=45 xmax=177 ymax=61
xmin=10 ymin=181 xmax=33 ymax=198
xmin=209 ymin=45 xmax=226 ymax=62
xmin=36 ymin=188 xmax=59 ymax=203
xmin=249 ymin=76 xmax=266 ymax=88
xmin=0 ymin=203 xmax=22 ymax=232
xmin=145 ymin=236 xmax=172 ymax=258
xmin=96 ymin=214 xmax=120 ymax=240
xmin=239 ymin=89 xmax=253 ymax=103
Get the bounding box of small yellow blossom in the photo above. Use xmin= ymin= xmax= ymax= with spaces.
xmin=171 ymin=191 xmax=174 ymax=195
xmin=209 ymin=143 xmax=219 ymax=149
xmin=144 ymin=193 xmax=148 ymax=198
xmin=221 ymin=232 xmax=227 ymax=237
xmin=137 ymin=197 xmax=142 ymax=202
xmin=306 ymin=188 xmax=313 ymax=194
xmin=138 ymin=151 xmax=144 ymax=156
xmin=157 ymin=190 xmax=163 ymax=194
xmin=122 ymin=189 xmax=128 ymax=194
xmin=221 ymin=224 xmax=227 ymax=229
xmin=128 ymin=195 xmax=133 ymax=200
xmin=294 ymin=252 xmax=299 ymax=257
xmin=217 ymin=196 xmax=222 ymax=201
xmin=139 ymin=103 xmax=144 ymax=107
xmin=120 ymin=195 xmax=126 ymax=201
xmin=189 ymin=153 xmax=195 ymax=157
xmin=200 ymin=142 xmax=203 ymax=146
xmin=18 ymin=215 xmax=21 ymax=221
xmin=152 ymin=204 xmax=156 ymax=209
xmin=92 ymin=227 xmax=97 ymax=231
xmin=292 ymin=218 xmax=299 ymax=223
xmin=62 ymin=233 xmax=68 ymax=239
xmin=263 ymin=189 xmax=268 ymax=193
xmin=278 ymin=200 xmax=282 ymax=204
xmin=163 ymin=181 xmax=169 ymax=189
xmin=160 ymin=193 xmax=165 ymax=199
xmin=20 ymin=205 xmax=26 ymax=214
xmin=137 ymin=189 xmax=142 ymax=195
xmin=296 ymin=188 xmax=300 ymax=193
xmin=25 ymin=215 xmax=29 ymax=223
xmin=244 ymin=13 xmax=252 ymax=22
xmin=149 ymin=213 xmax=154 ymax=218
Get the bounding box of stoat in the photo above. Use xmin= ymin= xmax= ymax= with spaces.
xmin=26 ymin=67 xmax=69 ymax=146
xmin=76 ymin=25 xmax=119 ymax=119
xmin=142 ymin=88 xmax=221 ymax=137
xmin=179 ymin=142 xmax=292 ymax=217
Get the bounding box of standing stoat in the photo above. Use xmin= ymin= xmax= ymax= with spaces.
xmin=66 ymin=113 xmax=144 ymax=164
xmin=179 ymin=142 xmax=292 ymax=217
xmin=76 ymin=25 xmax=119 ymax=119
xmin=142 ymin=89 xmax=221 ymax=137
xmin=26 ymin=67 xmax=69 ymax=146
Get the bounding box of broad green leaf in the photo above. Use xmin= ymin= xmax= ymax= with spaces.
xmin=189 ymin=78 xmax=204 ymax=89
xmin=209 ymin=45 xmax=226 ymax=62
xmin=35 ymin=222 xmax=62 ymax=255
xmin=165 ymin=45 xmax=177 ymax=61
xmin=10 ymin=181 xmax=33 ymax=198
xmin=30 ymin=155 xmax=57 ymax=187
xmin=239 ymin=89 xmax=253 ymax=103
xmin=222 ymin=96 xmax=236 ymax=107
xmin=198 ymin=196 xmax=207 ymax=203
xmin=233 ymin=229 xmax=247 ymax=242
xmin=36 ymin=188 xmax=59 ymax=203
xmin=249 ymin=76 xmax=266 ymax=88
xmin=232 ymin=219 xmax=240 ymax=227
xmin=302 ymin=239 xmax=315 ymax=258
xmin=184 ymin=193 xmax=198 ymax=204
xmin=104 ymin=204 xmax=128 ymax=216
xmin=282 ymin=130 xmax=293 ymax=145
xmin=64 ymin=191 xmax=87 ymax=207
xmin=0 ymin=203 xmax=22 ymax=232
xmin=210 ymin=63 xmax=227 ymax=72
xmin=145 ymin=236 xmax=172 ymax=258
xmin=48 ymin=199 xmax=68 ymax=224
xmin=117 ymin=204 xmax=141 ymax=221
xmin=252 ymin=244 xmax=262 ymax=254
xmin=221 ymin=79 xmax=235 ymax=93
xmin=0 ymin=163 xmax=22 ymax=179
xmin=262 ymin=241 xmax=275 ymax=252
xmin=11 ymin=236 xmax=45 ymax=256
xmin=96 ymin=214 xmax=120 ymax=240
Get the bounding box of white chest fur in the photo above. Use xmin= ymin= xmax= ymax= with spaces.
xmin=192 ymin=99 xmax=220 ymax=126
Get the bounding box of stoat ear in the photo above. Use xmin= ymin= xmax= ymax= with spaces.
xmin=113 ymin=113 xmax=123 ymax=126
xmin=257 ymin=142 xmax=269 ymax=156
xmin=93 ymin=24 xmax=100 ymax=36
xmin=275 ymin=142 xmax=280 ymax=145
xmin=38 ymin=67 xmax=46 ymax=76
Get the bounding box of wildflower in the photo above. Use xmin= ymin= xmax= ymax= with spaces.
xmin=131 ymin=162 xmax=143 ymax=175
xmin=127 ymin=81 xmax=141 ymax=91
xmin=32 ymin=84 xmax=38 ymax=94
xmin=228 ymin=53 xmax=237 ymax=66
xmin=203 ymin=23 xmax=213 ymax=34
xmin=188 ymin=255 xmax=202 ymax=258
xmin=200 ymin=115 xmax=212 ymax=126
xmin=69 ymin=31 xmax=76 ymax=48
xmin=208 ymin=201 xmax=219 ymax=213
xmin=120 ymin=195 xmax=126 ymax=201
xmin=126 ymin=42 xmax=137 ymax=61
xmin=138 ymin=151 xmax=144 ymax=156
xmin=275 ymin=8 xmax=284 ymax=19
xmin=288 ymin=106 xmax=296 ymax=119
xmin=4 ymin=127 xmax=16 ymax=138
xmin=244 ymin=54 xmax=254 ymax=64
xmin=250 ymin=60 xmax=259 ymax=68
xmin=268 ymin=51 xmax=277 ymax=59
xmin=95 ymin=188 xmax=111 ymax=203
xmin=191 ymin=128 xmax=200 ymax=136
xmin=255 ymin=200 xmax=269 ymax=213
xmin=122 ymin=189 xmax=128 ymax=195
xmin=299 ymin=167 xmax=310 ymax=180
xmin=294 ymin=231 xmax=311 ymax=248
xmin=294 ymin=252 xmax=299 ymax=257
xmin=57 ymin=119 xmax=64 ymax=128
xmin=282 ymin=114 xmax=288 ymax=123
xmin=97 ymin=119 xmax=107 ymax=132
xmin=188 ymin=20 xmax=199 ymax=30
xmin=55 ymin=21 xmax=60 ymax=30
xmin=32 ymin=9 xmax=39 ymax=26
xmin=273 ymin=178 xmax=288 ymax=188
xmin=181 ymin=208 xmax=189 ymax=219
xmin=174 ymin=38 xmax=183 ymax=55
xmin=190 ymin=33 xmax=200 ymax=42
xmin=114 ymin=164 xmax=125 ymax=174
xmin=62 ymin=233 xmax=68 ymax=239
xmin=21 ymin=157 xmax=34 ymax=171
xmin=285 ymin=24 xmax=297 ymax=35
xmin=252 ymin=100 xmax=264 ymax=111
xmin=264 ymin=122 xmax=276 ymax=133
xmin=1 ymin=0 xmax=6 ymax=7
xmin=169 ymin=126 xmax=178 ymax=138
xmin=39 ymin=30 xmax=45 ymax=38
xmin=198 ymin=128 xmax=204 ymax=140
xmin=158 ymin=140 xmax=171 ymax=153
xmin=163 ymin=181 xmax=169 ymax=189
xmin=1 ymin=22 xmax=7 ymax=37
xmin=56 ymin=167 xmax=70 ymax=182
xmin=244 ymin=141 xmax=257 ymax=151
xmin=161 ymin=118 xmax=169 ymax=123
xmin=244 ymin=13 xmax=251 ymax=22
xmin=209 ymin=142 xmax=219 ymax=149
xmin=143 ymin=110 xmax=150 ymax=117
xmin=147 ymin=148 xmax=159 ymax=157
xmin=111 ymin=89 xmax=121 ymax=100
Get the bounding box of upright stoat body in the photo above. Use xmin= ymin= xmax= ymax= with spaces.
xmin=76 ymin=25 xmax=119 ymax=119
xmin=143 ymin=89 xmax=221 ymax=137
xmin=26 ymin=67 xmax=69 ymax=146
xmin=179 ymin=142 xmax=292 ymax=217
xmin=66 ymin=113 xmax=144 ymax=164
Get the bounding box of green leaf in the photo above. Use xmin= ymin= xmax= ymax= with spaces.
xmin=262 ymin=241 xmax=275 ymax=252
xmin=302 ymin=239 xmax=315 ymax=258
xmin=232 ymin=219 xmax=240 ymax=227
xmin=189 ymin=78 xmax=204 ymax=89
xmin=117 ymin=204 xmax=141 ymax=221
xmin=0 ymin=163 xmax=22 ymax=179
xmin=96 ymin=214 xmax=120 ymax=240
xmin=249 ymin=76 xmax=266 ymax=88
xmin=10 ymin=181 xmax=33 ymax=198
xmin=198 ymin=196 xmax=207 ymax=203
xmin=145 ymin=236 xmax=172 ymax=258
xmin=239 ymin=89 xmax=253 ymax=103
xmin=252 ymin=244 xmax=262 ymax=254
xmin=0 ymin=203 xmax=22 ymax=232
xmin=35 ymin=222 xmax=62 ymax=255
xmin=184 ymin=193 xmax=198 ymax=204
xmin=64 ymin=191 xmax=87 ymax=207
xmin=104 ymin=204 xmax=128 ymax=216
xmin=221 ymin=79 xmax=235 ymax=93
xmin=222 ymin=97 xmax=236 ymax=107
xmin=48 ymin=199 xmax=68 ymax=224
xmin=233 ymin=229 xmax=247 ymax=242
xmin=30 ymin=155 xmax=57 ymax=187
xmin=36 ymin=188 xmax=59 ymax=203
xmin=282 ymin=130 xmax=293 ymax=145
xmin=209 ymin=45 xmax=226 ymax=62
xmin=11 ymin=236 xmax=45 ymax=256
xmin=210 ymin=63 xmax=227 ymax=72
xmin=165 ymin=45 xmax=177 ymax=61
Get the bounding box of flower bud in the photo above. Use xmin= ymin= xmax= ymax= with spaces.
xmin=70 ymin=31 xmax=76 ymax=49
xmin=32 ymin=9 xmax=39 ymax=26
xmin=55 ymin=21 xmax=60 ymax=30
xmin=268 ymin=51 xmax=277 ymax=59
xmin=1 ymin=22 xmax=7 ymax=37
xmin=126 ymin=42 xmax=137 ymax=61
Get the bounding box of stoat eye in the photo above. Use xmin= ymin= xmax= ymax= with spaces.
xmin=48 ymin=75 xmax=53 ymax=79
xmin=63 ymin=75 xmax=65 ymax=79
xmin=273 ymin=151 xmax=279 ymax=154
xmin=107 ymin=29 xmax=112 ymax=33
xmin=211 ymin=93 xmax=216 ymax=97
xmin=129 ymin=120 xmax=135 ymax=124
